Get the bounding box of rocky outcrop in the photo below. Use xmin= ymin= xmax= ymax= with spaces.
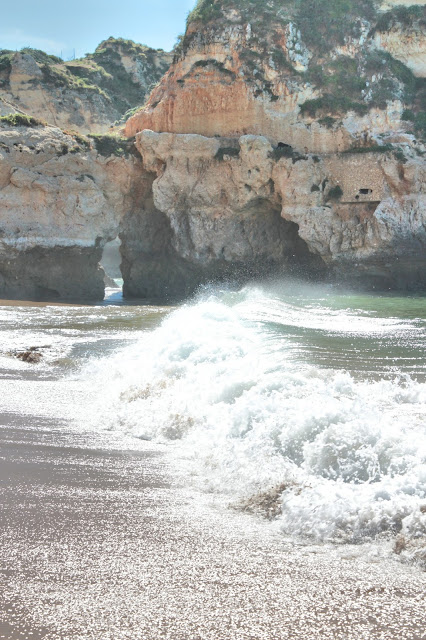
xmin=120 ymin=130 xmax=426 ymax=296
xmin=0 ymin=40 xmax=172 ymax=134
xmin=117 ymin=0 xmax=425 ymax=296
xmin=125 ymin=0 xmax=425 ymax=152
xmin=123 ymin=20 xmax=352 ymax=151
xmin=1 ymin=123 xmax=424 ymax=301
xmin=0 ymin=123 xmax=142 ymax=300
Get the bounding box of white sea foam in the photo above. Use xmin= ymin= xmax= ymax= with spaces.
xmin=86 ymin=283 xmax=426 ymax=547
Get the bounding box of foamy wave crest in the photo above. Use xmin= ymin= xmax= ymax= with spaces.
xmin=86 ymin=286 xmax=426 ymax=546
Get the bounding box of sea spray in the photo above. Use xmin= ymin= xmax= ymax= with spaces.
xmin=84 ymin=281 xmax=426 ymax=555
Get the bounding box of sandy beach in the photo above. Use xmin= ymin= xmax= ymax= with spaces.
xmin=1 ymin=405 xmax=426 ymax=640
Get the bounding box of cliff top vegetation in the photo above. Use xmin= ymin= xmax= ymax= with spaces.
xmin=0 ymin=39 xmax=171 ymax=126
xmin=182 ymin=0 xmax=425 ymax=137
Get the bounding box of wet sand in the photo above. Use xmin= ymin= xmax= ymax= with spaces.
xmin=1 ymin=407 xmax=426 ymax=640
xmin=0 ymin=299 xmax=83 ymax=308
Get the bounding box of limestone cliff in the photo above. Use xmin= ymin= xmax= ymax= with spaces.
xmin=117 ymin=0 xmax=426 ymax=298
xmin=0 ymin=40 xmax=172 ymax=134
xmin=120 ymin=130 xmax=425 ymax=297
xmin=0 ymin=121 xmax=143 ymax=300
xmin=125 ymin=0 xmax=425 ymax=152
xmin=0 ymin=121 xmax=424 ymax=301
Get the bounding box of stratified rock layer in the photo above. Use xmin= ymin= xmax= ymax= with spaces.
xmin=125 ymin=1 xmax=425 ymax=153
xmin=1 ymin=122 xmax=425 ymax=301
xmin=120 ymin=1 xmax=425 ymax=296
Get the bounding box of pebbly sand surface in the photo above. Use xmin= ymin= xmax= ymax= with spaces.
xmin=1 ymin=407 xmax=426 ymax=640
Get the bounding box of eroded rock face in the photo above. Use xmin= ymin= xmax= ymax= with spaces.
xmin=119 ymin=131 xmax=328 ymax=299
xmin=119 ymin=2 xmax=425 ymax=295
xmin=0 ymin=124 xmax=142 ymax=300
xmin=124 ymin=2 xmax=425 ymax=153
xmin=120 ymin=130 xmax=426 ymax=297
xmin=1 ymin=123 xmax=424 ymax=301
xmin=123 ymin=22 xmax=349 ymax=152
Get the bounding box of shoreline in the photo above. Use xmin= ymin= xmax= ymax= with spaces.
xmin=1 ymin=408 xmax=426 ymax=639
xmin=1 ymin=291 xmax=425 ymax=639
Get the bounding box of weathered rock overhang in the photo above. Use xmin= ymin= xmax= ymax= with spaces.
xmin=121 ymin=130 xmax=425 ymax=297
xmin=0 ymin=124 xmax=425 ymax=302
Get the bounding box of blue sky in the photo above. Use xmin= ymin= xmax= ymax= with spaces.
xmin=1 ymin=0 xmax=196 ymax=59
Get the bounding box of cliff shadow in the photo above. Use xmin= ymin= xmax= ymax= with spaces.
xmin=0 ymin=245 xmax=106 ymax=303
xmin=119 ymin=188 xmax=328 ymax=302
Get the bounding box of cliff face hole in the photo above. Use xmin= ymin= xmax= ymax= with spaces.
xmin=101 ymin=238 xmax=122 ymax=288
xmin=278 ymin=216 xmax=325 ymax=277
xmin=242 ymin=200 xmax=326 ymax=279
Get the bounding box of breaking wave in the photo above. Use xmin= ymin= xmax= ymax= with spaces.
xmin=86 ymin=281 xmax=426 ymax=553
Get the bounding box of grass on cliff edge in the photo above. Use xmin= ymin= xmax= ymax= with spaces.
xmin=0 ymin=113 xmax=45 ymax=127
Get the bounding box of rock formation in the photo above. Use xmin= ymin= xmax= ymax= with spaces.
xmin=0 ymin=121 xmax=142 ymax=300
xmin=125 ymin=0 xmax=425 ymax=153
xmin=0 ymin=39 xmax=172 ymax=134
xmin=120 ymin=129 xmax=425 ymax=297
xmin=119 ymin=0 xmax=425 ymax=296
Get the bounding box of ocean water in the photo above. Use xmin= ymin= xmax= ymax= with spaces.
xmin=2 ymin=279 xmax=426 ymax=566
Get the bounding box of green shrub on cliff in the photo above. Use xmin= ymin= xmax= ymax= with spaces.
xmin=300 ymin=94 xmax=368 ymax=117
xmin=187 ymin=0 xmax=222 ymax=24
xmin=318 ymin=116 xmax=337 ymax=129
xmin=88 ymin=133 xmax=136 ymax=157
xmin=0 ymin=113 xmax=44 ymax=127
xmin=403 ymin=109 xmax=426 ymax=140
xmin=270 ymin=144 xmax=305 ymax=163
xmin=20 ymin=48 xmax=62 ymax=64
xmin=306 ymin=58 xmax=366 ymax=99
xmin=343 ymin=144 xmax=393 ymax=154
xmin=373 ymin=5 xmax=426 ymax=32
xmin=302 ymin=49 xmax=417 ymax=116
xmin=40 ymin=63 xmax=110 ymax=98
xmin=365 ymin=51 xmax=416 ymax=93
xmin=295 ymin=0 xmax=377 ymax=53
xmin=326 ymin=185 xmax=343 ymax=202
xmin=0 ymin=53 xmax=13 ymax=74
xmin=187 ymin=0 xmax=293 ymax=26
xmin=0 ymin=53 xmax=12 ymax=88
